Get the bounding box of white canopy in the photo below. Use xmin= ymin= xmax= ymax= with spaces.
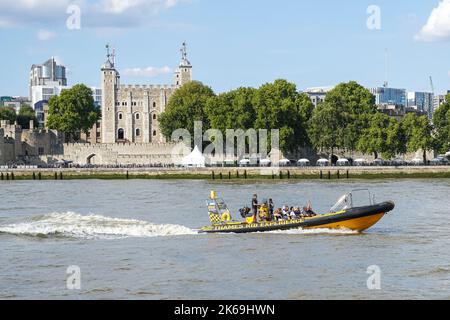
xmin=239 ymin=159 xmax=251 ymax=165
xmin=317 ymin=158 xmax=329 ymax=163
xmin=445 ymin=151 xmax=450 ymax=158
xmin=182 ymin=146 xmax=206 ymax=167
xmin=337 ymin=158 xmax=349 ymax=163
xmin=354 ymin=158 xmax=367 ymax=163
xmin=297 ymin=158 xmax=310 ymax=163
xmin=260 ymin=159 xmax=271 ymax=165
xmin=278 ymin=158 xmax=290 ymax=164
xmin=411 ymin=158 xmax=424 ymax=164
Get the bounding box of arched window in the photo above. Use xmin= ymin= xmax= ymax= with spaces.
xmin=136 ymin=128 xmax=140 ymax=137
xmin=118 ymin=113 xmax=123 ymax=120
xmin=118 ymin=128 xmax=124 ymax=140
xmin=135 ymin=113 xmax=140 ymax=120
xmin=153 ymin=130 xmax=157 ymax=136
xmin=152 ymin=114 xmax=157 ymax=120
xmin=153 ymin=102 xmax=156 ymax=109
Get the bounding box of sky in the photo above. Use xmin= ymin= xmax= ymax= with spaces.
xmin=1 ymin=0 xmax=450 ymax=97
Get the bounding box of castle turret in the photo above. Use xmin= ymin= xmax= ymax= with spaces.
xmin=101 ymin=44 xmax=120 ymax=144
xmin=173 ymin=42 xmax=192 ymax=87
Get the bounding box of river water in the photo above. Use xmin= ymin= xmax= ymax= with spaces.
xmin=0 ymin=179 xmax=449 ymax=300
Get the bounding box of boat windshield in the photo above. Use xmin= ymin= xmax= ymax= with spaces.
xmin=206 ymin=198 xmax=230 ymax=215
xmin=330 ymin=189 xmax=374 ymax=212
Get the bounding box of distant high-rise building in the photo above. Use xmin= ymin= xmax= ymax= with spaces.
xmin=370 ymin=87 xmax=406 ymax=107
xmin=29 ymin=58 xmax=68 ymax=109
xmin=433 ymin=94 xmax=446 ymax=113
xmin=407 ymin=91 xmax=434 ymax=119
xmin=304 ymin=86 xmax=335 ymax=107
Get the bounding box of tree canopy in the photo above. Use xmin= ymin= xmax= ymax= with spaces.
xmin=17 ymin=104 xmax=37 ymax=129
xmin=433 ymin=94 xmax=450 ymax=153
xmin=47 ymin=84 xmax=99 ymax=140
xmin=0 ymin=106 xmax=17 ymax=124
xmin=159 ymin=81 xmax=215 ymax=139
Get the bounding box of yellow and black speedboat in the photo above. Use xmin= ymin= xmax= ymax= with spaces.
xmin=199 ymin=190 xmax=394 ymax=234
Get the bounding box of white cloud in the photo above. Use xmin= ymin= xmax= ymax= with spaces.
xmin=37 ymin=29 xmax=56 ymax=40
xmin=0 ymin=0 xmax=181 ymax=29
xmin=416 ymin=0 xmax=450 ymax=41
xmin=122 ymin=66 xmax=172 ymax=78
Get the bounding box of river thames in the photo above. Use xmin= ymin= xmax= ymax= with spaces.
xmin=1 ymin=179 xmax=449 ymax=299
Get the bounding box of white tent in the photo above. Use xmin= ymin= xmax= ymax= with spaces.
xmin=239 ymin=159 xmax=251 ymax=167
xmin=411 ymin=158 xmax=424 ymax=165
xmin=354 ymin=158 xmax=367 ymax=166
xmin=391 ymin=158 xmax=406 ymax=166
xmin=278 ymin=158 xmax=291 ymax=166
xmin=260 ymin=159 xmax=271 ymax=167
xmin=317 ymin=158 xmax=329 ymax=166
xmin=374 ymin=158 xmax=384 ymax=166
xmin=445 ymin=151 xmax=450 ymax=158
xmin=336 ymin=158 xmax=349 ymax=166
xmin=182 ymin=146 xmax=206 ymax=168
xmin=297 ymin=158 xmax=310 ymax=167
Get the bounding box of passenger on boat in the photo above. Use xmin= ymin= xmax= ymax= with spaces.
xmin=289 ymin=207 xmax=296 ymax=220
xmin=251 ymin=194 xmax=258 ymax=223
xmin=273 ymin=208 xmax=282 ymax=221
xmin=259 ymin=202 xmax=270 ymax=221
xmin=294 ymin=207 xmax=302 ymax=217
xmin=282 ymin=205 xmax=290 ymax=218
xmin=303 ymin=201 xmax=317 ymax=217
xmin=268 ymin=199 xmax=274 ymax=219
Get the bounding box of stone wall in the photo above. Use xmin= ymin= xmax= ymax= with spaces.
xmin=57 ymin=142 xmax=188 ymax=165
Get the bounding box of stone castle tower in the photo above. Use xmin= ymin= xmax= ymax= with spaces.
xmin=101 ymin=43 xmax=192 ymax=144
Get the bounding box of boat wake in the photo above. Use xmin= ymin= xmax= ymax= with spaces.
xmin=0 ymin=212 xmax=198 ymax=239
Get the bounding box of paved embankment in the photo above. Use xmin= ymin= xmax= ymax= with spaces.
xmin=1 ymin=166 xmax=450 ymax=180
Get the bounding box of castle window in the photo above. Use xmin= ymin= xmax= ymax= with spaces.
xmin=152 ymin=114 xmax=157 ymax=120
xmin=136 ymin=128 xmax=140 ymax=136
xmin=118 ymin=128 xmax=124 ymax=140
xmin=153 ymin=130 xmax=157 ymax=136
xmin=135 ymin=113 xmax=140 ymax=120
xmin=118 ymin=113 xmax=123 ymax=120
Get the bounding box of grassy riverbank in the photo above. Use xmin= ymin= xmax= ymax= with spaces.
xmin=1 ymin=167 xmax=450 ymax=181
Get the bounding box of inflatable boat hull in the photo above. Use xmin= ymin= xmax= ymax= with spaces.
xmin=199 ymin=201 xmax=394 ymax=234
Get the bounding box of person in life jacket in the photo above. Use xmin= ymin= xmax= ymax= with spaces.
xmin=259 ymin=201 xmax=269 ymax=221
xmin=251 ymin=194 xmax=258 ymax=223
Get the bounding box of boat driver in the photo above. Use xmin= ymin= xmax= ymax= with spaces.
xmin=251 ymin=194 xmax=258 ymax=223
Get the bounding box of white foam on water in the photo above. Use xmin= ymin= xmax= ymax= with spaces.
xmin=0 ymin=212 xmax=197 ymax=239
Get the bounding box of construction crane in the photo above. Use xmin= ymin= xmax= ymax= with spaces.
xmin=429 ymin=76 xmax=435 ymax=96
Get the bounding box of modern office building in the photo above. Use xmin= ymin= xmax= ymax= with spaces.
xmin=29 ymin=58 xmax=68 ymax=109
xmin=303 ymin=86 xmax=335 ymax=107
xmin=370 ymin=87 xmax=406 ymax=107
xmin=0 ymin=96 xmax=31 ymax=113
xmin=407 ymin=91 xmax=434 ymax=119
xmin=433 ymin=95 xmax=446 ymax=113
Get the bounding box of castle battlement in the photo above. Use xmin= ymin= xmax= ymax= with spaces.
xmin=119 ymin=84 xmax=178 ymax=91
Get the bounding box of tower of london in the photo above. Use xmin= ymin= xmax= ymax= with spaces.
xmin=101 ymin=43 xmax=192 ymax=144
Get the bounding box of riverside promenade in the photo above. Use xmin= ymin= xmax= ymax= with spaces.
xmin=1 ymin=166 xmax=450 ymax=180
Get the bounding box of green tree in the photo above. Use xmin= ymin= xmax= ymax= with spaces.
xmin=323 ymin=81 xmax=377 ymax=151
xmin=205 ymin=87 xmax=256 ymax=134
xmin=0 ymin=106 xmax=17 ymax=124
xmin=47 ymin=84 xmax=99 ymax=141
xmin=432 ymin=94 xmax=450 ymax=153
xmin=159 ymin=81 xmax=215 ymax=140
xmin=308 ymin=102 xmax=344 ymax=155
xmin=402 ymin=113 xmax=435 ymax=163
xmin=252 ymin=79 xmax=311 ymax=153
xmin=16 ymin=104 xmax=37 ymax=129
xmin=357 ymin=113 xmax=403 ymax=159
